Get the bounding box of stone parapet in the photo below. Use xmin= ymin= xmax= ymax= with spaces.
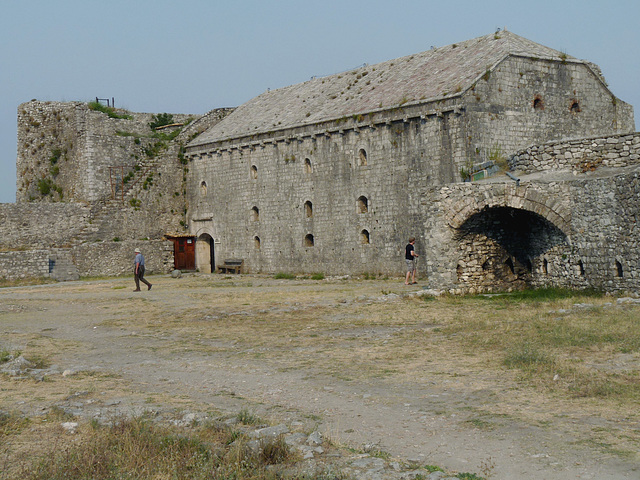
xmin=509 ymin=133 xmax=640 ymax=174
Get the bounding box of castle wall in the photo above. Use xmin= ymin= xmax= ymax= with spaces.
xmin=72 ymin=240 xmax=174 ymax=277
xmin=0 ymin=250 xmax=52 ymax=281
xmin=0 ymin=203 xmax=91 ymax=248
xmin=510 ymin=132 xmax=640 ymax=173
xmin=185 ymin=55 xmax=634 ymax=278
xmin=187 ymin=108 xmax=469 ymax=275
xmin=459 ymin=57 xmax=633 ymax=169
xmin=427 ymin=165 xmax=640 ymax=294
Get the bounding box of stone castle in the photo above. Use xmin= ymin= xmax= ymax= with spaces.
xmin=2 ymin=30 xmax=638 ymax=293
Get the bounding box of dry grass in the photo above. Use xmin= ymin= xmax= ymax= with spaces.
xmin=2 ymin=275 xmax=640 ymax=471
xmin=6 ymin=416 xmax=307 ymax=480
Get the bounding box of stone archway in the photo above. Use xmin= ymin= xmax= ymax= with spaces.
xmin=196 ymin=233 xmax=215 ymax=273
xmin=444 ymin=184 xmax=572 ymax=291
xmin=455 ymin=206 xmax=569 ymax=291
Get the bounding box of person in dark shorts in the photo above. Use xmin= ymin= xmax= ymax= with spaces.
xmin=133 ymin=248 xmax=152 ymax=291
xmin=405 ymin=237 xmax=419 ymax=285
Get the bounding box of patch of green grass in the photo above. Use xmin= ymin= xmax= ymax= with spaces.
xmin=88 ymin=101 xmax=132 ymax=120
xmin=504 ymin=342 xmax=554 ymax=370
xmin=274 ymin=272 xmax=296 ymax=280
xmin=236 ymin=408 xmax=263 ymax=425
xmin=310 ymin=273 xmax=325 ymax=281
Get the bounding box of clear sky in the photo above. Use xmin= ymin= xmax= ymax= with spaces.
xmin=1 ymin=0 xmax=638 ymax=203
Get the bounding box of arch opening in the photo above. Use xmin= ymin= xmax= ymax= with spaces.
xmin=196 ymin=233 xmax=215 ymax=273
xmin=455 ymin=206 xmax=569 ymax=291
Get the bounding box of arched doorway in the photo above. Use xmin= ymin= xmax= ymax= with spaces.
xmin=455 ymin=206 xmax=569 ymax=290
xmin=196 ymin=234 xmax=215 ymax=273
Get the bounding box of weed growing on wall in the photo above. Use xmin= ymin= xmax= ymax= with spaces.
xmin=88 ymin=101 xmax=132 ymax=120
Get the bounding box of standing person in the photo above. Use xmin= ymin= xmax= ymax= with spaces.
xmin=405 ymin=237 xmax=419 ymax=285
xmin=133 ymin=248 xmax=152 ymax=291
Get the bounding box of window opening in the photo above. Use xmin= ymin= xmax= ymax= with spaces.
xmin=304 ymin=201 xmax=313 ymax=218
xmin=254 ymin=236 xmax=261 ymax=250
xmin=304 ymin=234 xmax=314 ymax=247
xmin=250 ymin=165 xmax=258 ymax=179
xmin=533 ymin=96 xmax=544 ymax=110
xmin=361 ymin=229 xmax=370 ymax=244
xmin=304 ymin=158 xmax=312 ymax=174
xmin=543 ymin=258 xmax=548 ymax=275
xmin=357 ymin=196 xmax=368 ymax=214
xmin=578 ymin=260 xmax=585 ymax=276
xmin=251 ymin=206 xmax=259 ymax=222
xmin=358 ymin=148 xmax=367 ymax=166
xmin=616 ymin=260 xmax=623 ymax=278
xmin=200 ymin=181 xmax=207 ymax=196
xmin=570 ymin=100 xmax=581 ymax=113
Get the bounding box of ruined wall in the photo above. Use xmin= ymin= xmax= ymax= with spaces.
xmin=16 ymin=100 xmax=198 ymax=204
xmin=5 ymin=102 xmax=234 ymax=281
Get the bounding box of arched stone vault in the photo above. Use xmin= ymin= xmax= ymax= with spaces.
xmin=446 ymin=184 xmax=571 ymax=235
xmin=441 ymin=183 xmax=574 ymax=291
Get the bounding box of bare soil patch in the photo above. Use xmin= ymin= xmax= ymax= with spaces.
xmin=1 ymin=274 xmax=639 ymax=478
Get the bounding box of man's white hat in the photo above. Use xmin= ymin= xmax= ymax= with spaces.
xmin=134 ymin=248 xmax=141 ymax=253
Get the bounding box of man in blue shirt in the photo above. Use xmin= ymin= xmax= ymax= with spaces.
xmin=134 ymin=248 xmax=152 ymax=291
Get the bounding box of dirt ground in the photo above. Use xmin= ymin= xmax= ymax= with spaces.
xmin=1 ymin=274 xmax=639 ymax=479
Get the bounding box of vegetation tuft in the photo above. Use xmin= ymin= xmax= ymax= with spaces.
xmin=13 ymin=416 xmax=344 ymax=480
xmin=274 ymin=272 xmax=296 ymax=280
xmin=88 ymin=101 xmax=132 ymax=120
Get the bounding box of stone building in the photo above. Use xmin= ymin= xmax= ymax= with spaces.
xmin=3 ymin=30 xmax=638 ymax=293
xmin=184 ymin=30 xmax=637 ymax=292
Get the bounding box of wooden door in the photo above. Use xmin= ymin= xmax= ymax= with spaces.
xmin=174 ymin=237 xmax=196 ymax=270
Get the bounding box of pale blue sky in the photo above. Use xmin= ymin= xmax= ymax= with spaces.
xmin=1 ymin=0 xmax=638 ymax=203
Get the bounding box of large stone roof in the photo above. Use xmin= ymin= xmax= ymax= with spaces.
xmin=190 ymin=31 xmax=581 ymax=148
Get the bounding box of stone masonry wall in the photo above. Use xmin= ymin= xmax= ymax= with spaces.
xmin=186 ymin=54 xmax=634 ymax=277
xmin=460 ymin=56 xmax=633 ymax=173
xmin=0 ymin=203 xmax=91 ymax=248
xmin=0 ymin=250 xmax=52 ymax=281
xmin=509 ymin=132 xmax=640 ymax=174
xmin=425 ymin=164 xmax=640 ymax=294
xmin=187 ymin=109 xmax=467 ymax=275
xmin=73 ymin=240 xmax=174 ymax=277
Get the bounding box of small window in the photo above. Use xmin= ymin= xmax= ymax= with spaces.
xmin=250 ymin=165 xmax=258 ymax=179
xmin=304 ymin=158 xmax=312 ymax=174
xmin=304 ymin=234 xmax=314 ymax=247
xmin=358 ymin=148 xmax=368 ymax=166
xmin=304 ymin=201 xmax=313 ymax=218
xmin=254 ymin=236 xmax=261 ymax=250
xmin=578 ymin=260 xmax=585 ymax=276
xmin=533 ymin=96 xmax=544 ymax=111
xmin=200 ymin=181 xmax=207 ymax=196
xmin=570 ymin=100 xmax=581 ymax=113
xmin=616 ymin=260 xmax=623 ymax=278
xmin=357 ymin=196 xmax=368 ymax=214
xmin=543 ymin=258 xmax=548 ymax=275
xmin=360 ymin=229 xmax=370 ymax=244
xmin=251 ymin=206 xmax=259 ymax=222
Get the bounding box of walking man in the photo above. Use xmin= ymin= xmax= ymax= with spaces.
xmin=133 ymin=247 xmax=152 ymax=291
xmin=405 ymin=237 xmax=419 ymax=285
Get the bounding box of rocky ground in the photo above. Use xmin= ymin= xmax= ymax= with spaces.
xmin=1 ymin=274 xmax=639 ymax=479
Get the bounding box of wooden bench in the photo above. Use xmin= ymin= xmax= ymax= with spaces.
xmin=219 ymin=259 xmax=244 ymax=274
